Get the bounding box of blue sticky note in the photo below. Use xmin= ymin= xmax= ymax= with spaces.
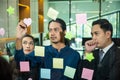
xmin=40 ymin=68 xmax=51 ymax=79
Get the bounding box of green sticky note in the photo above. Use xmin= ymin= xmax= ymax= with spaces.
xmin=64 ymin=66 xmax=76 ymax=79
xmin=6 ymin=6 xmax=15 ymax=15
xmin=85 ymin=53 xmax=94 ymax=62
xmin=65 ymin=32 xmax=73 ymax=40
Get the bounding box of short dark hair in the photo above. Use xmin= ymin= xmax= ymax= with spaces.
xmin=22 ymin=34 xmax=35 ymax=45
xmin=48 ymin=18 xmax=66 ymax=31
xmin=92 ymin=19 xmax=113 ymax=37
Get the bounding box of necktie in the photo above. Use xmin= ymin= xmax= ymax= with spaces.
xmin=99 ymin=50 xmax=104 ymax=62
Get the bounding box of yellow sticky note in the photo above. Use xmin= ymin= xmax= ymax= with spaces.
xmin=47 ymin=7 xmax=59 ymax=20
xmin=35 ymin=46 xmax=45 ymax=57
xmin=53 ymin=58 xmax=63 ymax=69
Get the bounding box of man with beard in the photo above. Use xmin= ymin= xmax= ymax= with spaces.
xmin=15 ymin=18 xmax=81 ymax=80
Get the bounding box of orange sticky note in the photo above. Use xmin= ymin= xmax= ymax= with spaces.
xmin=53 ymin=58 xmax=63 ymax=69
xmin=20 ymin=61 xmax=30 ymax=72
xmin=35 ymin=46 xmax=45 ymax=57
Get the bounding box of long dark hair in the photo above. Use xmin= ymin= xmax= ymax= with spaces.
xmin=0 ymin=57 xmax=12 ymax=80
xmin=48 ymin=18 xmax=70 ymax=46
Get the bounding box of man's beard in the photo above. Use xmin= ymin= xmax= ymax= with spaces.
xmin=52 ymin=41 xmax=60 ymax=44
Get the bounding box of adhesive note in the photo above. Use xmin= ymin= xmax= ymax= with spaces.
xmin=64 ymin=66 xmax=76 ymax=79
xmin=85 ymin=53 xmax=94 ymax=62
xmin=65 ymin=31 xmax=73 ymax=40
xmin=28 ymin=78 xmax=32 ymax=80
xmin=76 ymin=13 xmax=87 ymax=24
xmin=6 ymin=6 xmax=15 ymax=15
xmin=47 ymin=7 xmax=59 ymax=20
xmin=40 ymin=68 xmax=51 ymax=79
xmin=53 ymin=58 xmax=63 ymax=69
xmin=0 ymin=28 xmax=5 ymax=36
xmin=35 ymin=46 xmax=45 ymax=57
xmin=81 ymin=68 xmax=94 ymax=80
xmin=20 ymin=61 xmax=30 ymax=72
xmin=23 ymin=18 xmax=32 ymax=26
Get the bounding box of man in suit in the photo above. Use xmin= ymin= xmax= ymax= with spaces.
xmin=77 ymin=19 xmax=120 ymax=80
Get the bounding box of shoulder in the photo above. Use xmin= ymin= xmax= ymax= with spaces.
xmin=15 ymin=49 xmax=24 ymax=55
xmin=65 ymin=46 xmax=80 ymax=56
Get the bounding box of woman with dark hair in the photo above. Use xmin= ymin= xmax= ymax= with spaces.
xmin=0 ymin=56 xmax=12 ymax=80
xmin=14 ymin=21 xmax=40 ymax=80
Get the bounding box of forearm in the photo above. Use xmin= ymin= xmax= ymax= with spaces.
xmin=16 ymin=38 xmax=22 ymax=50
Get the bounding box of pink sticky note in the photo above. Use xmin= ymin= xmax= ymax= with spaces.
xmin=81 ymin=68 xmax=94 ymax=80
xmin=23 ymin=18 xmax=32 ymax=26
xmin=0 ymin=28 xmax=5 ymax=36
xmin=76 ymin=13 xmax=87 ymax=24
xmin=20 ymin=61 xmax=30 ymax=72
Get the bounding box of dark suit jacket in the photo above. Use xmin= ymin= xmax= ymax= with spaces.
xmin=77 ymin=44 xmax=120 ymax=80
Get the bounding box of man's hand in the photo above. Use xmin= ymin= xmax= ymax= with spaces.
xmin=16 ymin=20 xmax=27 ymax=39
xmin=85 ymin=40 xmax=97 ymax=53
xmin=16 ymin=20 xmax=27 ymax=50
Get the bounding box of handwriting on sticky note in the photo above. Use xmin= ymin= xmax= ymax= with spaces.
xmin=20 ymin=61 xmax=30 ymax=72
xmin=40 ymin=68 xmax=51 ymax=79
xmin=64 ymin=66 xmax=76 ymax=79
xmin=35 ymin=46 xmax=45 ymax=57
xmin=47 ymin=7 xmax=59 ymax=20
xmin=53 ymin=58 xmax=63 ymax=69
xmin=76 ymin=13 xmax=87 ymax=25
xmin=81 ymin=68 xmax=94 ymax=80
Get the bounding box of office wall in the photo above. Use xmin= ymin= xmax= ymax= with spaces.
xmin=0 ymin=0 xmax=19 ymax=38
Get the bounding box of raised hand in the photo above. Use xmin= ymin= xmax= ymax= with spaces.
xmin=16 ymin=20 xmax=27 ymax=39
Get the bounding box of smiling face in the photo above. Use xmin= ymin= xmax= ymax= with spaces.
xmin=48 ymin=22 xmax=64 ymax=44
xmin=91 ymin=24 xmax=111 ymax=49
xmin=22 ymin=37 xmax=34 ymax=54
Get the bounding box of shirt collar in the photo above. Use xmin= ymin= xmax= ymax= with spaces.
xmin=102 ymin=42 xmax=114 ymax=54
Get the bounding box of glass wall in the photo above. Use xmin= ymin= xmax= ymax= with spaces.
xmin=47 ymin=0 xmax=120 ymax=48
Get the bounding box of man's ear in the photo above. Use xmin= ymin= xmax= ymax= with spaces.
xmin=106 ymin=31 xmax=111 ymax=38
xmin=63 ymin=30 xmax=66 ymax=36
